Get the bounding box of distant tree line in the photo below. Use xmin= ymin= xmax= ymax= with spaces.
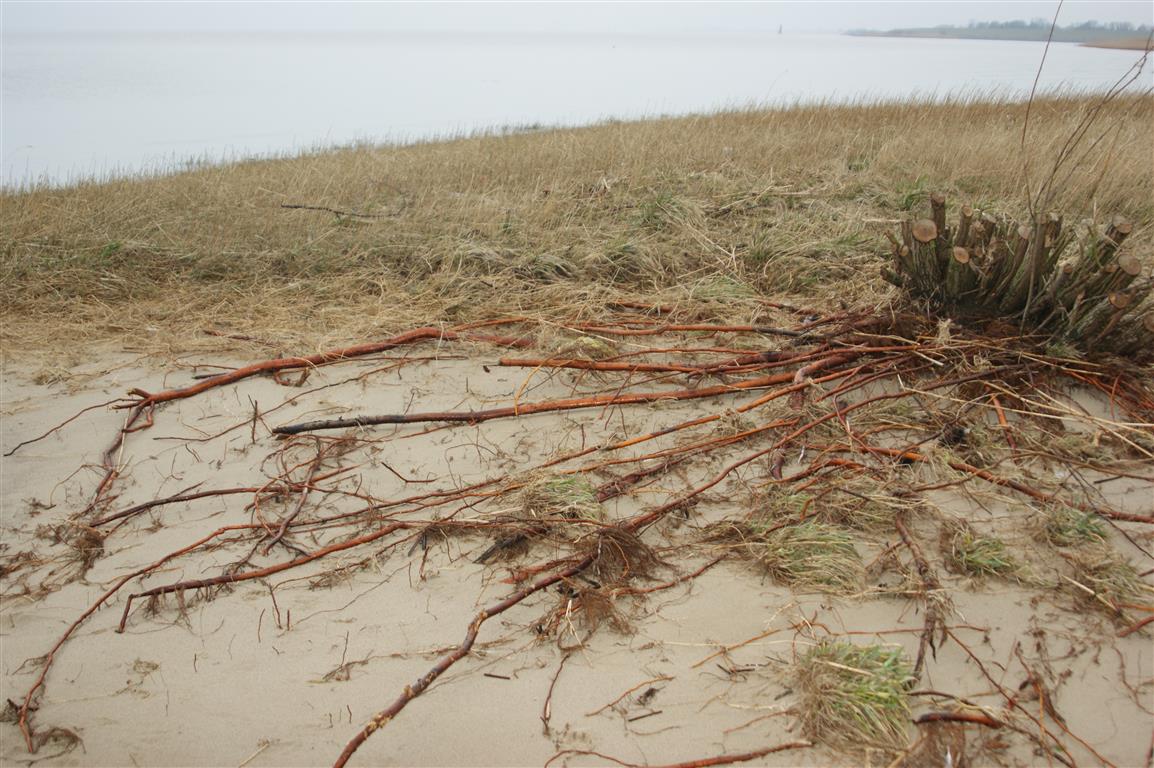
xmin=849 ymin=19 xmax=1153 ymax=43
xmin=967 ymin=19 xmax=1149 ymax=32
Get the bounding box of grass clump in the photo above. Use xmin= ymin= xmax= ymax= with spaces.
xmin=548 ymin=333 xmax=617 ymax=360
xmin=633 ymin=190 xmax=681 ymax=230
xmin=749 ymin=491 xmax=813 ymax=523
xmin=794 ymin=641 xmax=914 ymax=752
xmin=821 ymin=484 xmax=908 ymax=532
xmin=687 ymin=274 xmax=757 ymax=302
xmin=756 ymin=520 xmax=863 ymax=594
xmin=1063 ymin=545 xmax=1152 ymax=611
xmin=519 ymin=474 xmax=603 ymax=523
xmin=943 ymin=521 xmax=1017 ymax=578
xmin=1042 ymin=504 xmax=1107 ymax=547
xmin=514 ymin=251 xmax=582 ymax=282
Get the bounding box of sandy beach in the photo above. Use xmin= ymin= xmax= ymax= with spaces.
xmin=2 ymin=317 xmax=1151 ymax=767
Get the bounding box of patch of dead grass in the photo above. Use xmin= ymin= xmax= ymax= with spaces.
xmin=2 ymin=94 xmax=1149 ymax=363
xmin=794 ymin=641 xmax=914 ymax=752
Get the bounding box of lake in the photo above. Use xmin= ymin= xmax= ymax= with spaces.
xmin=2 ymin=30 xmax=1147 ymax=188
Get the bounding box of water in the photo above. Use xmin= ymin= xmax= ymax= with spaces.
xmin=2 ymin=30 xmax=1147 ymax=188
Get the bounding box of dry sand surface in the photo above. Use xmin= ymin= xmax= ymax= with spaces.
xmin=1 ymin=325 xmax=1152 ymax=767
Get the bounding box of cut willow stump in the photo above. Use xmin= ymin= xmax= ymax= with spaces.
xmin=944 ymin=247 xmax=977 ymax=300
xmin=881 ymin=193 xmax=1152 ymax=356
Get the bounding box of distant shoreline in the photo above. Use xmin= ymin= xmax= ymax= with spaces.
xmin=1080 ymin=37 xmax=1154 ymax=51
xmin=850 ymin=31 xmax=1152 ymax=52
xmin=848 ymin=24 xmax=1153 ymax=49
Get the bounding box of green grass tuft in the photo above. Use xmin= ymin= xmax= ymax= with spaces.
xmin=1044 ymin=504 xmax=1107 ymax=547
xmin=794 ymin=641 xmax=914 ymax=751
xmin=520 ymin=474 xmax=603 ymax=522
xmin=944 ymin=522 xmax=1016 ymax=577
xmin=1064 ymin=545 xmax=1152 ymax=611
xmin=757 ymin=520 xmax=864 ymax=594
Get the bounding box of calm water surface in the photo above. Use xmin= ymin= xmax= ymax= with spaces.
xmin=2 ymin=31 xmax=1147 ymax=188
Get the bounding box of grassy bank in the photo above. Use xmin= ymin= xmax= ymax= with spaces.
xmin=849 ymin=20 xmax=1153 ymax=45
xmin=2 ymin=94 xmax=1151 ymax=360
xmin=1083 ymin=37 xmax=1154 ymax=51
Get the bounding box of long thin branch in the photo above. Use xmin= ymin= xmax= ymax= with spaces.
xmin=117 ymin=521 xmax=414 ymax=632
xmin=544 ymin=741 xmax=814 ymax=768
xmin=19 ymin=524 xmax=259 ymax=751
xmin=123 ymin=327 xmax=530 ymax=409
xmin=332 ymin=557 xmax=594 ymax=768
xmin=273 ymin=369 xmax=808 ymax=435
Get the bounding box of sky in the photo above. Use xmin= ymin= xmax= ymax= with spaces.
xmin=4 ymin=1 xmax=1152 ymax=36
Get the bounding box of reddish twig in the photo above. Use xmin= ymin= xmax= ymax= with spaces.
xmin=91 ymin=486 xmax=264 ymax=526
xmin=118 ymin=521 xmax=414 ymax=632
xmin=585 ymin=675 xmax=675 ymax=717
xmin=18 ymin=523 xmax=259 ymax=751
xmin=894 ymin=512 xmax=944 ymax=680
xmin=275 ymin=370 xmax=804 ymax=436
xmin=540 ymin=652 xmax=571 ymax=734
xmin=1118 ymin=614 xmax=1154 ymax=638
xmin=333 ymin=556 xmax=594 ymax=767
xmin=568 ymin=322 xmax=818 ymax=337
xmin=618 ymin=556 xmax=725 ymax=597
xmin=2 ymin=398 xmax=129 ymax=457
xmin=915 ymin=710 xmax=1004 ymax=728
xmin=81 ymin=403 xmax=149 ymax=518
xmin=841 ymin=445 xmax=1154 ymax=524
xmin=989 ymin=393 xmax=1021 ymax=460
xmin=544 ymin=741 xmax=813 ymax=768
xmin=123 ymin=327 xmax=530 ymax=409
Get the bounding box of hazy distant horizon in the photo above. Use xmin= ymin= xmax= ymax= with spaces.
xmin=4 ymin=1 xmax=1152 ymax=37
xmin=4 ymin=1 xmax=1151 ymax=188
xmin=5 ymin=27 xmax=1147 ymax=188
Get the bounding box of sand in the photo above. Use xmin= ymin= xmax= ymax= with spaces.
xmin=1 ymin=334 xmax=1152 ymax=767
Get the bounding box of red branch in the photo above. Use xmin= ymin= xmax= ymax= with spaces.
xmin=19 ymin=524 xmax=259 ymax=751
xmin=332 ymin=557 xmax=595 ymax=768
xmin=123 ymin=327 xmax=530 ymax=408
xmin=544 ymin=741 xmax=814 ymax=768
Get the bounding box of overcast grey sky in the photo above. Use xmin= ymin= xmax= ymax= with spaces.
xmin=4 ymin=1 xmax=1152 ymax=36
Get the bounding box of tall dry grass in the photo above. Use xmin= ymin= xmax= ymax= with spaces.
xmin=1 ymin=93 xmax=1151 ymax=360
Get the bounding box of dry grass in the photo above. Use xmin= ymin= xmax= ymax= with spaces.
xmin=753 ymin=519 xmax=864 ymax=594
xmin=518 ymin=474 xmax=603 ymax=523
xmin=942 ymin=520 xmax=1018 ymax=579
xmin=1063 ymin=545 xmax=1154 ymax=612
xmin=1040 ymin=503 xmax=1108 ymax=547
xmin=1 ymin=93 xmax=1151 ymax=361
xmin=794 ymin=641 xmax=914 ymax=752
xmin=1082 ymin=38 xmax=1154 ymax=51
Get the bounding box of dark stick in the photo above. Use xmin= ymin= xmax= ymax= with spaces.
xmin=274 ymin=370 xmax=804 ymax=435
xmin=280 ymin=203 xmax=380 ymax=219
